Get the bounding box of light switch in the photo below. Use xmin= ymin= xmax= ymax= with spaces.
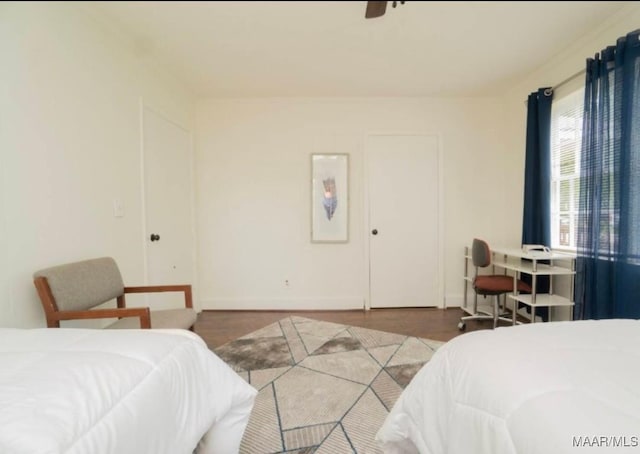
xmin=113 ymin=199 xmax=124 ymax=218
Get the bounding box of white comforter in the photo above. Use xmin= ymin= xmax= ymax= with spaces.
xmin=0 ymin=328 xmax=257 ymax=454
xmin=376 ymin=319 xmax=640 ymax=454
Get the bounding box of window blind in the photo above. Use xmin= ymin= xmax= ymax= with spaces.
xmin=550 ymin=80 xmax=585 ymax=249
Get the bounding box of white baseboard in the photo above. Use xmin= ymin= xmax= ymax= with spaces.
xmin=200 ymin=297 xmax=365 ymax=311
xmin=203 ymin=296 xmax=467 ymax=311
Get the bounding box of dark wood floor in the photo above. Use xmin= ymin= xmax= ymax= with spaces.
xmin=194 ymin=307 xmax=494 ymax=349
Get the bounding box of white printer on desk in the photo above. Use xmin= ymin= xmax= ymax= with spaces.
xmin=522 ymin=244 xmax=551 ymax=253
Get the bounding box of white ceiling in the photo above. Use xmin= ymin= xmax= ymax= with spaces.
xmin=89 ymin=1 xmax=630 ymax=97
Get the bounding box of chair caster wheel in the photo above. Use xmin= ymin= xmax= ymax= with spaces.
xmin=458 ymin=321 xmax=466 ymax=331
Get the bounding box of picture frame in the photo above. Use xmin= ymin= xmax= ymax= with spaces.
xmin=311 ymin=153 xmax=349 ymax=243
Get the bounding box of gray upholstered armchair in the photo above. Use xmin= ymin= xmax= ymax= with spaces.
xmin=33 ymin=257 xmax=197 ymax=330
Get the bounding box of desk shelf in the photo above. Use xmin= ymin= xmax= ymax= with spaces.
xmin=508 ymin=293 xmax=575 ymax=308
xmin=493 ymin=260 xmax=576 ymax=276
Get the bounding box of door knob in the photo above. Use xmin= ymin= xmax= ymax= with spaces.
xmin=372 ymin=229 xmax=378 ymax=235
xmin=150 ymin=233 xmax=160 ymax=242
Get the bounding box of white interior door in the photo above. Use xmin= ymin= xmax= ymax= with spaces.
xmin=142 ymin=106 xmax=194 ymax=310
xmin=367 ymin=134 xmax=440 ymax=308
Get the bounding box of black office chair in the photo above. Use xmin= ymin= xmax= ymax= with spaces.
xmin=458 ymin=238 xmax=532 ymax=330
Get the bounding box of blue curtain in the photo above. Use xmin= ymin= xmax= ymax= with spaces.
xmin=575 ymin=29 xmax=640 ymax=320
xmin=522 ymin=88 xmax=553 ymax=248
xmin=521 ymin=89 xmax=553 ymax=320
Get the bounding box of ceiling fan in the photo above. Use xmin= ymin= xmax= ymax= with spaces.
xmin=365 ymin=1 xmax=405 ymax=19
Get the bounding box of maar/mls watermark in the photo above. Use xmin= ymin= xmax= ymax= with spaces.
xmin=573 ymin=435 xmax=639 ymax=448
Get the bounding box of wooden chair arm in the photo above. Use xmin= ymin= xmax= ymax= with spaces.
xmin=53 ymin=307 xmax=152 ymax=329
xmin=123 ymin=285 xmax=193 ymax=308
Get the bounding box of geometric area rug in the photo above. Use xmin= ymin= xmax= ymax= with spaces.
xmin=213 ymin=316 xmax=445 ymax=453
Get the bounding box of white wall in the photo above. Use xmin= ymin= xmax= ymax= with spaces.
xmin=195 ymin=97 xmax=512 ymax=310
xmin=0 ymin=3 xmax=194 ymax=327
xmin=194 ymin=5 xmax=640 ymax=313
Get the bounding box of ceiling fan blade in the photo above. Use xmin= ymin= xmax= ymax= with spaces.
xmin=365 ymin=1 xmax=387 ymax=19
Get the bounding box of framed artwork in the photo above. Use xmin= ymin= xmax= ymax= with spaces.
xmin=311 ymin=154 xmax=349 ymax=243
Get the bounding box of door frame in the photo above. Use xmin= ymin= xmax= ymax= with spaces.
xmin=138 ymin=98 xmax=199 ymax=311
xmin=363 ymin=132 xmax=445 ymax=310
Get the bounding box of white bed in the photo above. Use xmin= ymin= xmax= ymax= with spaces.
xmin=376 ymin=319 xmax=640 ymax=454
xmin=0 ymin=328 xmax=257 ymax=454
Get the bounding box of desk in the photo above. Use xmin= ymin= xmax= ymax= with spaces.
xmin=491 ymin=248 xmax=576 ymax=323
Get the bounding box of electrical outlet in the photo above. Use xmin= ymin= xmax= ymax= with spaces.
xmin=285 ymin=279 xmax=290 ymax=287
xmin=113 ymin=199 xmax=124 ymax=218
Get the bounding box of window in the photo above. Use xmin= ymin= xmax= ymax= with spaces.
xmin=550 ymin=85 xmax=584 ymax=249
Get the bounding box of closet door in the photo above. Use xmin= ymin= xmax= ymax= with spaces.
xmin=366 ymin=134 xmax=441 ymax=308
xmin=142 ymin=106 xmax=195 ymax=309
